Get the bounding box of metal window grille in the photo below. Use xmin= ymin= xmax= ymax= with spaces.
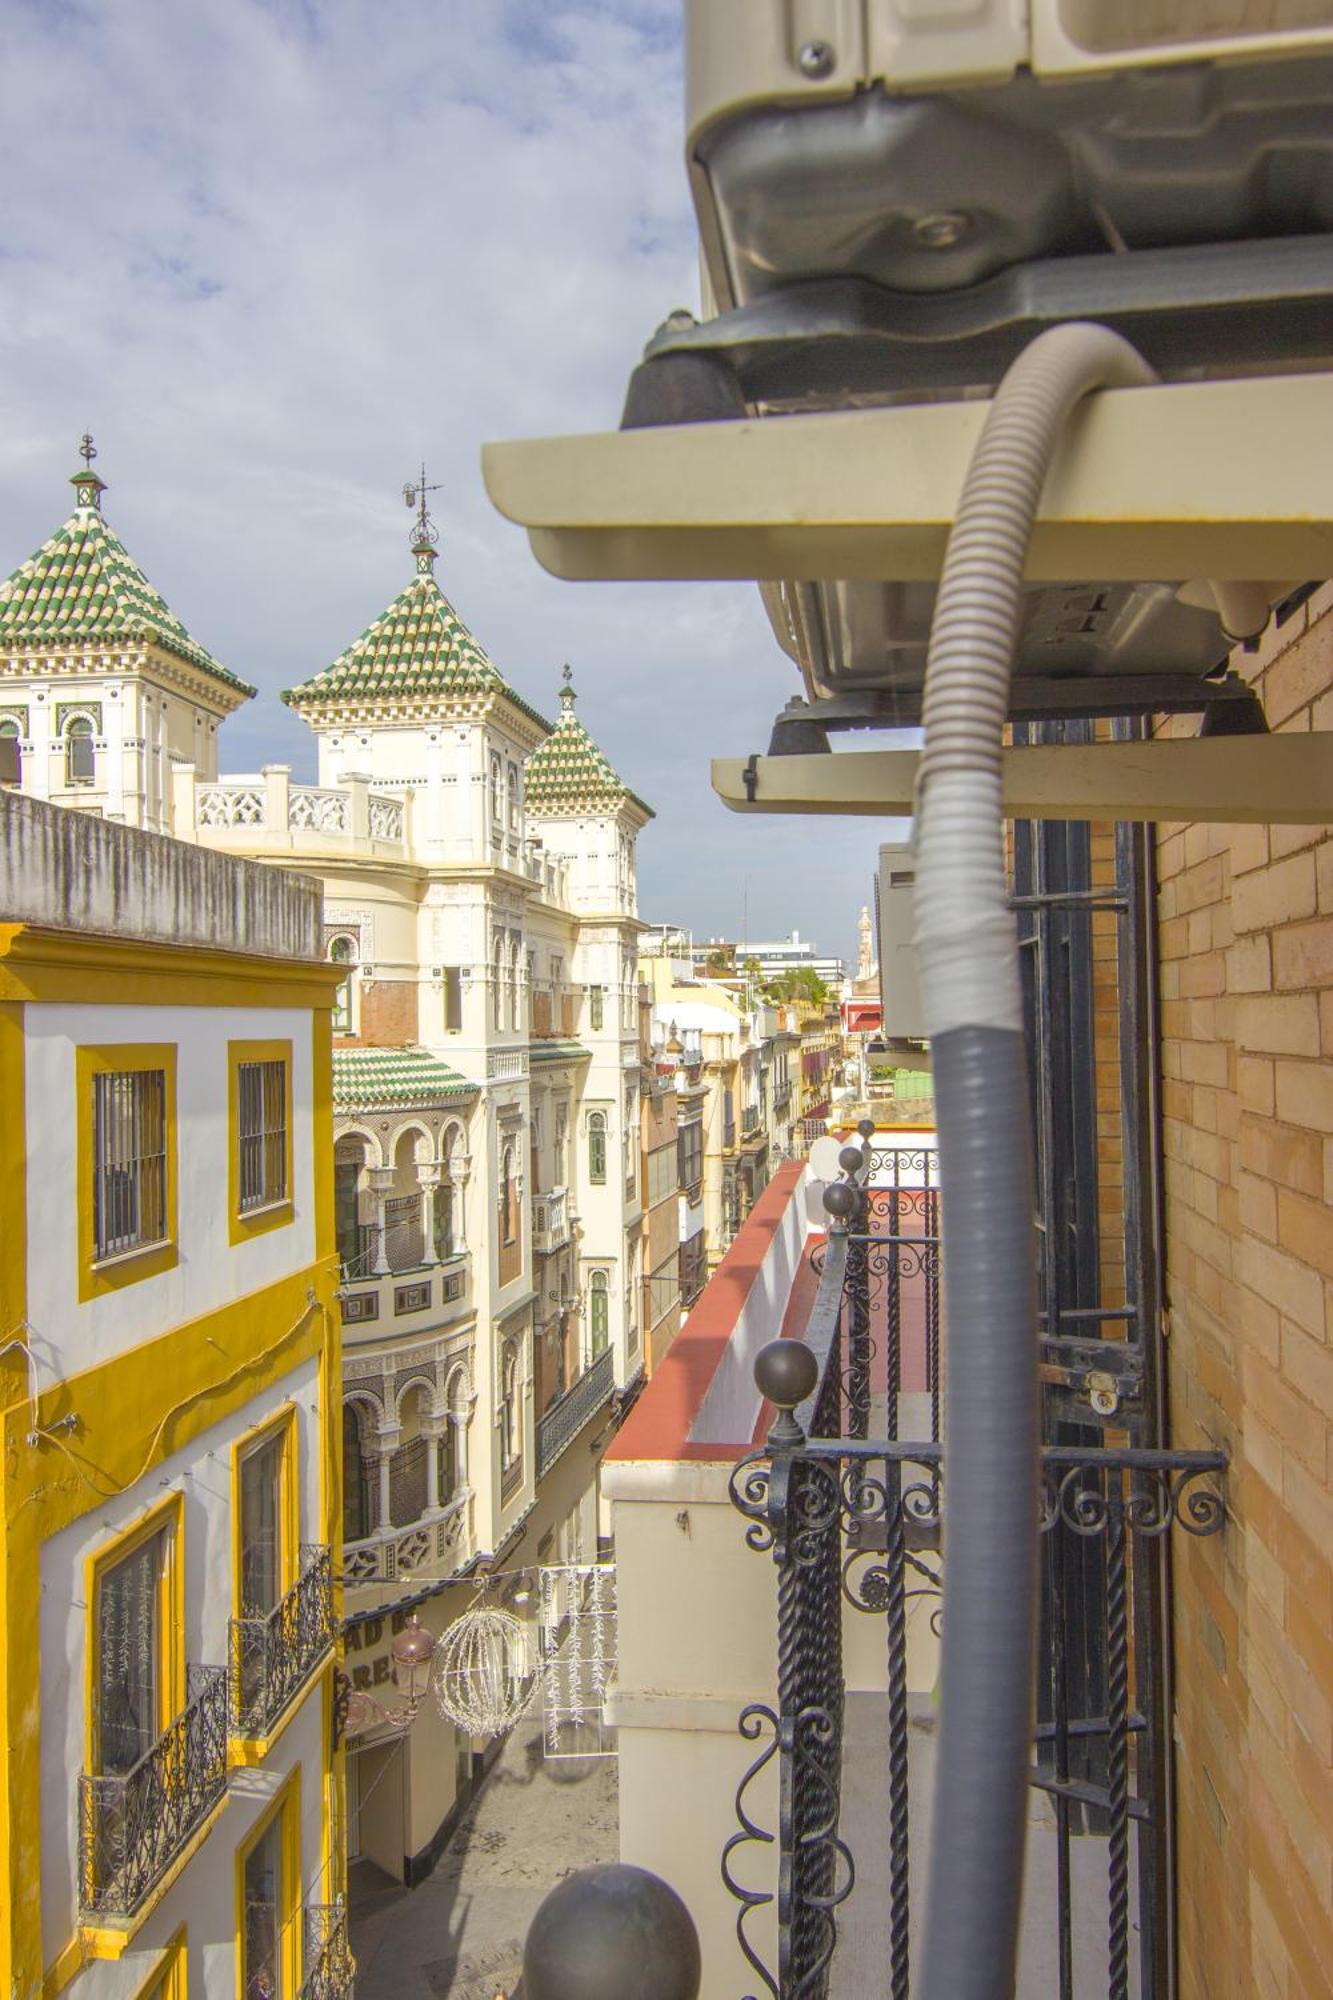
xmin=93 ymin=1068 xmax=168 ymax=1262
xmin=237 ymin=1059 xmax=287 ymax=1213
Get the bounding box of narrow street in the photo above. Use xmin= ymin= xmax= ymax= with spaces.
xmin=349 ymin=1719 xmax=619 ymax=1999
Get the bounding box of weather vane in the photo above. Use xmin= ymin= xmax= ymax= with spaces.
xmin=403 ymin=461 xmax=444 ymax=549
xmin=79 ymin=433 xmax=97 ymax=470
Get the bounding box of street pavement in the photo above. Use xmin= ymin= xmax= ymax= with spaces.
xmin=350 ymin=1718 xmax=618 ymax=1999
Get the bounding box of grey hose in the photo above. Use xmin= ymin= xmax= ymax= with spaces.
xmin=914 ymin=323 xmax=1156 ymax=2000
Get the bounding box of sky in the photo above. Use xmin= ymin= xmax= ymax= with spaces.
xmin=0 ymin=0 xmax=888 ymax=965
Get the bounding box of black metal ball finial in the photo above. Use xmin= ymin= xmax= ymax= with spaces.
xmin=838 ymin=1144 xmax=864 ymax=1175
xmin=822 ymin=1180 xmax=856 ymax=1222
xmin=754 ymin=1337 xmax=819 ymax=1411
xmin=522 ymin=1863 xmax=702 ymax=2000
xmin=857 ymin=1117 xmax=876 ymax=1140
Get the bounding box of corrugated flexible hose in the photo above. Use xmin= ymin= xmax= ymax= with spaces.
xmin=914 ymin=323 xmax=1157 ymax=2000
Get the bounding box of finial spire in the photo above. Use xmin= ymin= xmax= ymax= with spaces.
xmin=71 ymin=433 xmax=106 ymax=512
xmin=559 ymin=662 xmax=576 ymax=716
xmin=403 ymin=461 xmax=444 ymax=574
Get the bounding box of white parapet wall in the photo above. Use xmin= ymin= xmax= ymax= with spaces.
xmin=603 ymin=1163 xmax=939 ymax=1998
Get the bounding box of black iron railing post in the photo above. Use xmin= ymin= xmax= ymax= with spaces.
xmin=752 ymin=1336 xmax=848 ymax=1999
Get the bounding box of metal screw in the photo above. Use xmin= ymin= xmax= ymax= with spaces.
xmin=913 ymin=211 xmax=971 ymax=249
xmin=797 ymin=39 xmax=835 ymax=78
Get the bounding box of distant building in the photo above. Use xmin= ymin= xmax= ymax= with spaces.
xmin=729 ymin=930 xmax=847 ymax=990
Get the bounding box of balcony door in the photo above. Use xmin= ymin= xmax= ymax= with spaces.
xmin=239 ymin=1429 xmax=285 ymax=1622
xmin=95 ymin=1522 xmax=169 ymax=1775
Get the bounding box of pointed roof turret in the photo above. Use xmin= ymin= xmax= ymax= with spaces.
xmin=282 ymin=467 xmax=548 ymax=730
xmin=0 ymin=439 xmax=254 ymax=698
xmin=524 ymin=664 xmax=653 ymax=820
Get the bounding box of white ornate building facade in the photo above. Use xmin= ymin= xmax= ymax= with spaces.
xmin=0 ymin=453 xmax=655 ymax=1886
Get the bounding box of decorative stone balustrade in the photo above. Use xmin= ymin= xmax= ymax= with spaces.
xmin=175 ymin=765 xmax=406 ymax=850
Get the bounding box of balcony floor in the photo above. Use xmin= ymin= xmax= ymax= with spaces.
xmin=834 ymin=1693 xmax=1139 ymax=1997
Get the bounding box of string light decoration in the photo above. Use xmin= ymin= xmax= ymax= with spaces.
xmin=432 ymin=1599 xmax=535 ymax=1737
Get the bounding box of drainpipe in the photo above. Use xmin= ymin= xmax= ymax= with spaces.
xmin=914 ymin=323 xmax=1157 ymax=2000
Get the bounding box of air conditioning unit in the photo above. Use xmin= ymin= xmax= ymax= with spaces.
xmin=620 ymin=3 xmax=1333 ymax=732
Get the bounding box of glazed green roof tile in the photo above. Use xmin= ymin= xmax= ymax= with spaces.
xmin=524 ymin=665 xmax=653 ymax=819
xmin=0 ymin=465 xmax=254 ymax=697
xmin=283 ymin=542 xmax=548 ymax=729
xmin=529 ymin=1040 xmax=592 ymax=1064
xmin=333 ymin=1046 xmax=477 ymax=1109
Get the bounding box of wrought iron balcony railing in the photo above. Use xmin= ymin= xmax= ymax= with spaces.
xmin=80 ymin=1663 xmax=228 ymax=1920
xmin=231 ymin=1544 xmax=336 ymax=1740
xmin=537 ymin=1346 xmax=615 ymax=1479
xmin=299 ymin=1900 xmax=356 ymax=1999
xmin=722 ymin=1151 xmax=1228 ymax=1999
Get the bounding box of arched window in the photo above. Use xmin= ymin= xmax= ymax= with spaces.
xmin=343 ymin=1403 xmax=374 ymax=1543
xmin=500 ymin=1340 xmax=521 ymax=1472
xmin=499 ymin=1143 xmax=518 ymax=1247
xmin=509 ymin=937 xmax=521 ymax=1031
xmin=493 ymin=938 xmax=505 ymax=1030
xmin=507 ymin=761 xmax=520 ymax=830
xmin=588 ymin=1111 xmax=607 ymax=1185
xmin=64 ymin=714 xmax=95 ymax=786
xmin=490 ymin=753 xmax=503 ymax=823
xmin=390 ymin=1384 xmax=431 ymax=1527
xmin=334 ymin=1134 xmax=368 ymax=1274
xmin=589 ymin=1271 xmax=610 ymax=1358
xmin=328 ymin=934 xmax=358 ymax=1035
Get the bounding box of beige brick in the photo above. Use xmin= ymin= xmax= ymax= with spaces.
xmin=1274 ymin=1060 xmax=1333 ymax=1138
xmin=1283 ymin=1322 xmax=1333 ymax=1416
xmin=1313 ymin=839 xmax=1333 ymax=920
xmin=1237 ymin=1170 xmax=1278 ymax=1241
xmin=1270 ymin=821 xmax=1327 ymax=861
xmin=1233 ymin=853 xmax=1318 ymax=935
xmin=1237 ymin=995 xmax=1322 ymax=1058
xmin=1277 ymin=1189 xmax=1333 ymax=1280
xmin=1176 ymin=855 xmax=1227 ymax=916
xmin=1239 ymin=1236 xmax=1326 ymax=1338
xmin=1239 ymin=1115 xmax=1326 ymax=1197
xmin=1273 ymin=916 xmax=1333 ymax=993
xmin=1242 ymin=1347 xmax=1328 ymax=1474
xmin=1227 ymin=935 xmax=1272 ymax=994
xmin=1230 ymin=821 xmax=1270 ymax=876
xmin=1265 ymin=613 xmax=1333 ymax=726
xmin=1182 ymin=950 xmax=1228 ymax=999
xmin=1239 ymin=1056 xmax=1276 ymax=1116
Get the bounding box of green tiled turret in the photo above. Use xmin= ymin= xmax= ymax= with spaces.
xmin=333 ymin=1046 xmax=477 ymax=1110
xmin=524 ymin=665 xmax=653 ymax=819
xmin=0 ymin=449 xmax=254 ymax=698
xmin=282 ymin=525 xmax=547 ymax=730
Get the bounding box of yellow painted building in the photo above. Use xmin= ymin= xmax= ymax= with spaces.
xmin=0 ymin=790 xmax=347 ymax=1999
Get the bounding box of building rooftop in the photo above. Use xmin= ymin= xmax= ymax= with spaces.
xmin=0 ymin=450 xmax=254 ymax=700
xmin=524 ymin=666 xmax=653 ymax=820
xmin=333 ymin=1045 xmax=477 ymax=1109
xmin=0 ymin=790 xmax=321 ymax=958
xmin=283 ymin=522 xmax=548 ymax=731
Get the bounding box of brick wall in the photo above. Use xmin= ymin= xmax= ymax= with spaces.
xmin=1157 ymin=588 xmax=1332 ymax=1998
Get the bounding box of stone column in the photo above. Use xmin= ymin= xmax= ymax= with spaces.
xmin=366 ymin=1166 xmax=395 ymax=1274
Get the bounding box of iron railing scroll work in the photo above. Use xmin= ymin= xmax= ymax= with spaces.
xmin=299 ymin=1899 xmax=356 ymax=1999
xmin=80 ymin=1663 xmax=229 ymax=1919
xmin=231 ymin=1543 xmax=337 ymax=1740
xmin=722 ymin=1139 xmax=1227 ymax=2000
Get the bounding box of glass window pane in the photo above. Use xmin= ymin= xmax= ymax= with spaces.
xmin=97 ymin=1527 xmax=165 ymax=1775
xmin=240 ymin=1433 xmax=284 ymax=1617
xmin=243 ymin=1815 xmax=284 ymax=2000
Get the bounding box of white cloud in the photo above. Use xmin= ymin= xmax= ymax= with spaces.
xmin=0 ymin=0 xmax=881 ymax=959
